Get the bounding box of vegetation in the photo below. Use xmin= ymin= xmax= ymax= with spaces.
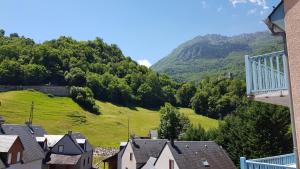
xmin=158 ymin=103 xmax=190 ymax=140
xmin=0 ymin=29 xmax=178 ymax=109
xmin=70 ymin=86 xmax=100 ymax=114
xmin=151 ymin=32 xmax=284 ymax=82
xmin=0 ymin=90 xmax=218 ymax=147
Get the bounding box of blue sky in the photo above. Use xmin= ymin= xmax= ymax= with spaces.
xmin=0 ymin=0 xmax=280 ymax=67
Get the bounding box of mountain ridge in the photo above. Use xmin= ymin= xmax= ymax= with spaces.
xmin=151 ymin=31 xmax=283 ymax=82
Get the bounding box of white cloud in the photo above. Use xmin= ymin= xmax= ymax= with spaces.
xmin=138 ymin=59 xmax=151 ymax=68
xmin=229 ymin=0 xmax=268 ymax=9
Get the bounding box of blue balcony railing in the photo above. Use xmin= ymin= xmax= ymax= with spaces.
xmin=245 ymin=51 xmax=288 ymax=95
xmin=240 ymin=153 xmax=296 ymax=169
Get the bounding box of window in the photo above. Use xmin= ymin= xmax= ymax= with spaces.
xmin=7 ymin=153 xmax=12 ymax=164
xmin=169 ymin=159 xmax=174 ymax=169
xmin=17 ymin=152 xmax=21 ymax=162
xmin=58 ymin=145 xmax=64 ymax=153
xmin=88 ymin=157 xmax=90 ymax=164
xmin=83 ymin=159 xmax=86 ymax=166
xmin=130 ymin=153 xmax=133 ymax=161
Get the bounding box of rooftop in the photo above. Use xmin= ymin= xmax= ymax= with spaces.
xmin=0 ymin=135 xmax=19 ymax=152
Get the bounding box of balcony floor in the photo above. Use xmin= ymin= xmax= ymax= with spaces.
xmin=250 ymin=90 xmax=289 ymax=107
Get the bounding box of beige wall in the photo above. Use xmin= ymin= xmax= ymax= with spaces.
xmin=121 ymin=143 xmax=136 ymax=169
xmin=284 ymin=0 xmax=300 ymax=164
xmin=154 ymin=145 xmax=179 ymax=169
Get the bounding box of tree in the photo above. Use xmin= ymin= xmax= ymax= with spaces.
xmin=70 ymin=86 xmax=100 ymax=114
xmin=158 ymin=103 xmax=190 ymax=140
xmin=22 ymin=64 xmax=48 ymax=85
xmin=176 ymin=83 xmax=196 ymax=107
xmin=0 ymin=60 xmax=23 ymax=85
xmin=65 ymin=68 xmax=87 ymax=86
xmin=190 ymin=91 xmax=209 ymax=116
xmin=215 ymin=101 xmax=292 ymax=165
xmin=179 ymin=124 xmax=208 ymax=141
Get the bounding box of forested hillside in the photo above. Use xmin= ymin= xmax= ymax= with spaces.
xmin=151 ymin=31 xmax=284 ymax=82
xmin=0 ymin=29 xmax=178 ymax=111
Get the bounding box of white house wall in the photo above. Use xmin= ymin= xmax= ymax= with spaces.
xmin=121 ymin=143 xmax=136 ymax=169
xmin=154 ymin=145 xmax=179 ymax=169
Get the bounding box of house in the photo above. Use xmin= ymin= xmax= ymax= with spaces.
xmin=115 ymin=139 xmax=235 ymax=169
xmin=118 ymin=139 xmax=168 ymax=169
xmin=0 ymin=135 xmax=24 ymax=169
xmin=0 ymin=124 xmax=46 ymax=169
xmin=45 ymin=131 xmax=93 ymax=169
xmin=153 ymin=141 xmax=236 ymax=169
xmin=242 ymin=0 xmax=300 ymax=168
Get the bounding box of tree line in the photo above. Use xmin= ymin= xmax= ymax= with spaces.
xmin=0 ymin=29 xmax=178 ymax=113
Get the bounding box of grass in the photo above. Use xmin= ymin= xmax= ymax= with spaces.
xmin=0 ymin=90 xmax=219 ymax=147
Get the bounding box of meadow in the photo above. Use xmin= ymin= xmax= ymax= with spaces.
xmin=0 ymin=90 xmax=218 ymax=147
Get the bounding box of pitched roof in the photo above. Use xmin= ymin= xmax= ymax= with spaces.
xmin=71 ymin=132 xmax=93 ymax=152
xmin=0 ymin=124 xmax=45 ymax=163
xmin=129 ymin=139 xmax=168 ymax=169
xmin=44 ymin=135 xmax=64 ymax=147
xmin=0 ymin=135 xmax=19 ymax=152
xmin=141 ymin=157 xmax=157 ymax=169
xmin=164 ymin=141 xmax=236 ymax=169
xmin=46 ymin=154 xmax=81 ymax=165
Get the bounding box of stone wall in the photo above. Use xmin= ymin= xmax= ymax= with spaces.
xmin=0 ymin=85 xmax=70 ymax=96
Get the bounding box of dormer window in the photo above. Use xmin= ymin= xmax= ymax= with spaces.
xmin=58 ymin=145 xmax=64 ymax=153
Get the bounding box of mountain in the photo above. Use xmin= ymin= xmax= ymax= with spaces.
xmin=151 ymin=32 xmax=284 ymax=82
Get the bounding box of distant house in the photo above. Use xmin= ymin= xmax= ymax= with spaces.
xmin=154 ymin=141 xmax=236 ymax=169
xmin=0 ymin=117 xmax=94 ymax=169
xmin=118 ymin=139 xmax=168 ymax=169
xmin=0 ymin=124 xmax=46 ymax=169
xmin=0 ymin=135 xmax=24 ymax=169
xmin=45 ymin=131 xmax=93 ymax=169
xmin=114 ymin=139 xmax=236 ymax=169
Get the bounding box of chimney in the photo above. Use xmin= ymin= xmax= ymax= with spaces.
xmin=170 ymin=138 xmax=175 ymax=147
xmin=68 ymin=131 xmax=72 ymax=135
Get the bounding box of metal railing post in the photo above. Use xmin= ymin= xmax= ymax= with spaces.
xmin=240 ymin=157 xmax=247 ymax=169
xmin=245 ymin=55 xmax=252 ymax=95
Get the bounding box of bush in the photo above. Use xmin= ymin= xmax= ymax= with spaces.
xmin=70 ymin=86 xmax=100 ymax=115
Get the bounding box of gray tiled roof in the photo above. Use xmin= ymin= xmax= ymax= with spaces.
xmin=130 ymin=139 xmax=168 ymax=169
xmin=166 ymin=141 xmax=236 ymax=169
xmin=0 ymin=124 xmax=45 ymax=163
xmin=46 ymin=154 xmax=81 ymax=165
xmin=71 ymin=132 xmax=93 ymax=152
xmin=0 ymin=135 xmax=18 ymax=152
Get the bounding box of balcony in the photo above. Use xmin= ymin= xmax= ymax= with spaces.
xmin=240 ymin=153 xmax=296 ymax=169
xmin=245 ymin=51 xmax=289 ymax=106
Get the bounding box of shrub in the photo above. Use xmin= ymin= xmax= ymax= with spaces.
xmin=70 ymin=86 xmax=100 ymax=115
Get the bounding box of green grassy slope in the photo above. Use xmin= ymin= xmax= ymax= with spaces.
xmin=0 ymin=90 xmax=218 ymax=147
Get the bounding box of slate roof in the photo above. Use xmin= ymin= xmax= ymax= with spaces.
xmin=71 ymin=132 xmax=93 ymax=152
xmin=130 ymin=139 xmax=167 ymax=169
xmin=0 ymin=124 xmax=45 ymax=163
xmin=0 ymin=135 xmax=19 ymax=152
xmin=47 ymin=154 xmax=81 ymax=165
xmin=164 ymin=141 xmax=236 ymax=169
